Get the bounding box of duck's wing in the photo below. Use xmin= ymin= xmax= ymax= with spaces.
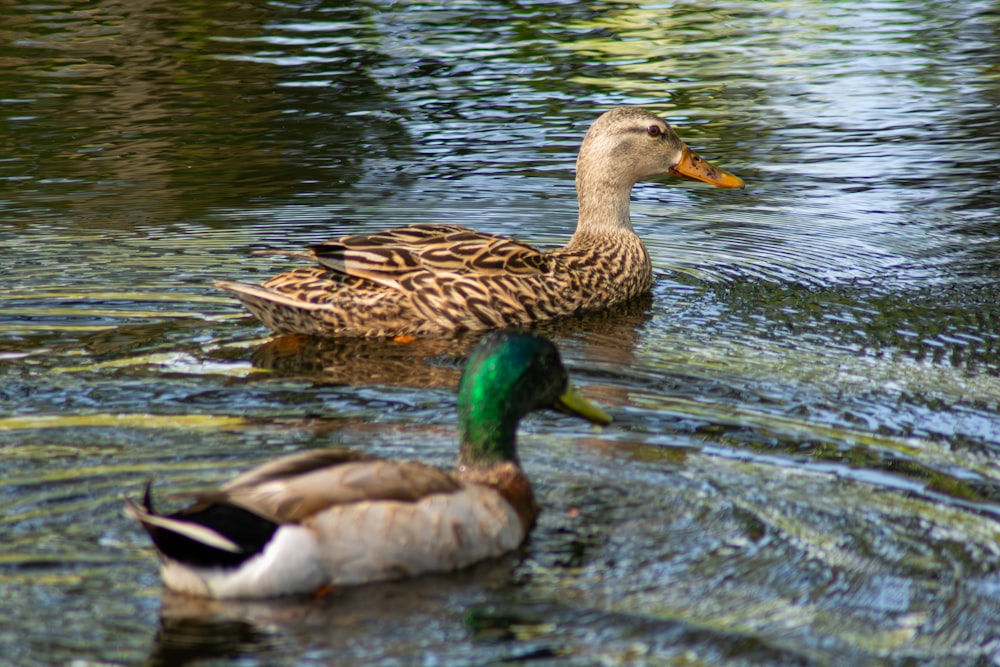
xmin=218 ymin=448 xmax=376 ymax=488
xmin=126 ymin=449 xmax=465 ymax=553
xmin=306 ymin=224 xmax=552 ymax=288
xmin=207 ymin=448 xmax=462 ymax=524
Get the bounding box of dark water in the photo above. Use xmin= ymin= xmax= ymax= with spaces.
xmin=2 ymin=0 xmax=1000 ymax=664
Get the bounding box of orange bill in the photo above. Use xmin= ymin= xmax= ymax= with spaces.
xmin=669 ymin=146 xmax=745 ymax=189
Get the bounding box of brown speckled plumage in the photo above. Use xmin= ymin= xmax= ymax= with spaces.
xmin=216 ymin=107 xmax=743 ymax=337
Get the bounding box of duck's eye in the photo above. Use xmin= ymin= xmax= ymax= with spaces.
xmin=646 ymin=125 xmax=663 ymax=138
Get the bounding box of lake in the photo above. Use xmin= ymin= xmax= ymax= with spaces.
xmin=2 ymin=0 xmax=1000 ymax=664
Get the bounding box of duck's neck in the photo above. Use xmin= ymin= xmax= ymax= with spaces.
xmin=456 ymin=403 xmax=519 ymax=470
xmin=456 ymin=417 xmax=537 ymax=531
xmin=569 ymin=159 xmax=637 ymax=245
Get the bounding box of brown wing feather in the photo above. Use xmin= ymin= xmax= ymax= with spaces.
xmin=337 ymin=223 xmax=472 ymax=247
xmin=221 ymin=449 xmax=375 ymax=489
xmin=416 ymin=232 xmax=551 ymax=275
xmin=196 ymin=449 xmax=463 ymax=524
xmin=306 ymin=224 xmax=552 ymax=287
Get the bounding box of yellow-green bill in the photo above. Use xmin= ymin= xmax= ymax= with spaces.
xmin=556 ymin=385 xmax=612 ymax=425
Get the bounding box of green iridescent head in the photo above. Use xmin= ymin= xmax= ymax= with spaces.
xmin=456 ymin=330 xmax=611 ymax=468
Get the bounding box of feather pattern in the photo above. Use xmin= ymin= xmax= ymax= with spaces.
xmin=216 ymin=107 xmax=743 ymax=337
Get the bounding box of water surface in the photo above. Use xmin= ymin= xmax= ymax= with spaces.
xmin=2 ymin=0 xmax=1000 ymax=664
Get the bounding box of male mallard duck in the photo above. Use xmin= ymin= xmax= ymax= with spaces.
xmin=125 ymin=330 xmax=611 ymax=599
xmin=216 ymin=106 xmax=743 ymax=337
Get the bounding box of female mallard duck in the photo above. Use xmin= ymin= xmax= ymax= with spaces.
xmin=215 ymin=107 xmax=743 ymax=337
xmin=126 ymin=330 xmax=610 ymax=599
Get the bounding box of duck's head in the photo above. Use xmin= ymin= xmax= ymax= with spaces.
xmin=456 ymin=330 xmax=611 ymax=468
xmin=577 ymin=106 xmax=744 ymax=190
